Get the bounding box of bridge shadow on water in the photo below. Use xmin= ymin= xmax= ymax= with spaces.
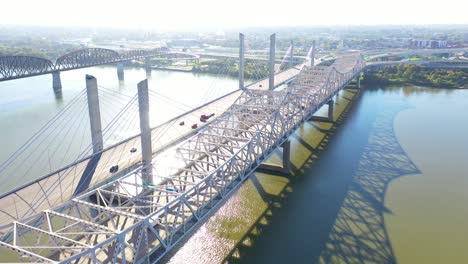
xmin=222 ymin=88 xmax=420 ymax=264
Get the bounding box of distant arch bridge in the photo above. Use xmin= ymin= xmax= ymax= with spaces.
xmin=0 ymin=47 xmax=169 ymax=81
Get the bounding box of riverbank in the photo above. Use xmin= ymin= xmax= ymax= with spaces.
xmin=364 ymin=64 xmax=468 ymax=89
xmin=152 ymin=66 xmax=193 ymax=72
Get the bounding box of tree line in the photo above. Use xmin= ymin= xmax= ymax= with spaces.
xmin=364 ymin=64 xmax=467 ymax=88
xmin=193 ymin=59 xmax=270 ymax=80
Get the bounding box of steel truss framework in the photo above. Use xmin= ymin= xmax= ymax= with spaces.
xmin=0 ymin=54 xmax=365 ymax=263
xmin=0 ymin=56 xmax=55 ymax=80
xmin=0 ymin=47 xmax=168 ymax=81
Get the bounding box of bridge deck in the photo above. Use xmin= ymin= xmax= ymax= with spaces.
xmin=0 ymin=58 xmax=363 ymax=263
xmin=0 ymin=66 xmax=303 ymax=230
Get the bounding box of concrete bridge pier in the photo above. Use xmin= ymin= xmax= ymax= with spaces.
xmin=310 ymin=99 xmax=334 ymax=123
xmin=52 ymin=71 xmax=62 ymax=94
xmin=117 ymin=62 xmax=125 ymax=81
xmin=258 ymin=140 xmax=291 ymax=174
xmin=137 ymin=79 xmax=153 ymax=184
xmin=349 ymin=74 xmax=361 ymax=89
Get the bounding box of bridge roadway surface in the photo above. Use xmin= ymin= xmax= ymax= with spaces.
xmin=0 ymin=64 xmax=303 ymax=226
xmin=0 ymin=55 xmax=364 ymax=263
xmin=0 ymin=65 xmax=303 ymax=258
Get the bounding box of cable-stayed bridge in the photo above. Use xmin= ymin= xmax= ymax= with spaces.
xmin=0 ymin=33 xmax=365 ymax=263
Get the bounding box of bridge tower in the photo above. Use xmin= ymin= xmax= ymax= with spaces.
xmin=74 ymin=75 xmax=104 ymax=195
xmin=239 ymin=33 xmax=245 ymax=89
xmin=117 ymin=62 xmax=125 ymax=81
xmin=269 ymin=33 xmax=276 ymax=90
xmin=137 ymin=79 xmax=153 ymax=184
xmin=289 ymin=40 xmax=294 ymax=68
xmin=86 ymin=75 xmax=104 ymax=153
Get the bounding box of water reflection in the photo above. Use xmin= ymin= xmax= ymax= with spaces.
xmin=54 ymin=90 xmax=64 ymax=105
xmin=220 ymin=88 xmax=378 ymax=263
xmin=118 ymin=80 xmax=125 ymax=90
xmin=318 ymin=106 xmax=420 ymax=264
xmin=218 ymin=93 xmax=420 ymax=264
xmin=162 ymin=85 xmax=466 ymax=264
xmin=367 ymin=85 xmax=455 ymax=96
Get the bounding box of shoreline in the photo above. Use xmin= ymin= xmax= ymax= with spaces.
xmin=363 ymin=80 xmax=467 ymax=89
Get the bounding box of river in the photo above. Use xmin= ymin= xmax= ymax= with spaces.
xmin=0 ymin=66 xmax=467 ymax=263
xmin=161 ymin=84 xmax=468 ymax=263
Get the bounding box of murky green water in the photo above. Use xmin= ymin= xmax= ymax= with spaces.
xmin=163 ymin=85 xmax=468 ymax=264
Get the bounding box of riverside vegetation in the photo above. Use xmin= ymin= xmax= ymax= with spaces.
xmin=364 ymin=64 xmax=467 ymax=88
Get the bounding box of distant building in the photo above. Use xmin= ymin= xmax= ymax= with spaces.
xmin=410 ymin=39 xmax=447 ymax=49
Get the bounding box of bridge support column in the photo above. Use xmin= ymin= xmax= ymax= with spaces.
xmin=73 ymin=75 xmax=104 ymax=195
xmin=117 ymin=62 xmax=124 ymax=81
xmin=269 ymin=33 xmax=276 ymax=90
xmin=239 ymin=33 xmax=245 ymax=90
xmin=258 ymin=140 xmax=291 ymax=174
xmin=86 ymin=75 xmax=104 ymax=153
xmin=137 ymin=79 xmax=153 ymax=184
xmin=328 ymin=99 xmax=334 ymax=121
xmin=52 ymin=71 xmax=62 ymax=94
xmin=310 ymin=99 xmax=334 ymax=123
xmin=145 ymin=59 xmax=152 ymax=78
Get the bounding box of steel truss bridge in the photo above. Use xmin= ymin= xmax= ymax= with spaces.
xmin=0 ymin=49 xmax=364 ymax=263
xmin=0 ymin=47 xmax=169 ymax=81
xmin=0 ymin=34 xmax=363 ymax=263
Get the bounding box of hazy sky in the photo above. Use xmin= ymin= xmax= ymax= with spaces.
xmin=1 ymin=0 xmax=467 ymax=30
